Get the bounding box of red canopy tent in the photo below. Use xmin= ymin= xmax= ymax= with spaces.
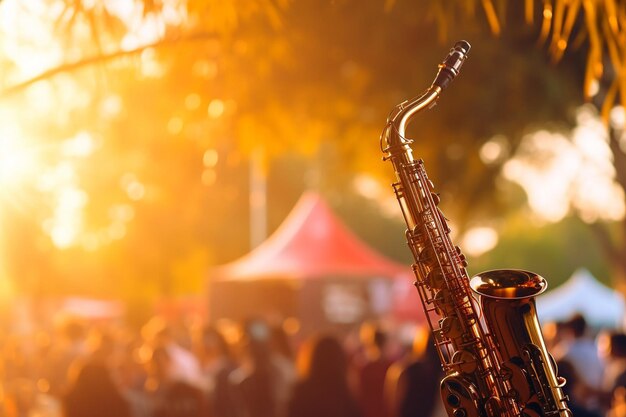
xmin=212 ymin=191 xmax=408 ymax=281
xmin=209 ymin=192 xmax=424 ymax=332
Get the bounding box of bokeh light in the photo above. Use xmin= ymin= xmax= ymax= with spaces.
xmin=503 ymin=105 xmax=625 ymax=223
xmin=460 ymin=227 xmax=499 ymax=257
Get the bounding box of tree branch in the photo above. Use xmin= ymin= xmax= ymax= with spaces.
xmin=607 ymin=125 xmax=626 ymax=266
xmin=588 ymin=221 xmax=622 ymax=268
xmin=0 ymin=31 xmax=219 ymax=99
xmin=608 ymin=126 xmax=626 ymax=196
xmin=594 ymin=230 xmax=626 ymax=286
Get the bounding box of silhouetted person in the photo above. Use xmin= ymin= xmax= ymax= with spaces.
xmin=557 ymin=359 xmax=603 ymax=417
xmin=608 ymin=386 xmax=626 ymax=417
xmin=553 ymin=313 xmax=604 ymax=390
xmin=154 ymin=381 xmax=208 ymax=417
xmin=600 ymin=332 xmax=626 ymax=392
xmin=147 ymin=318 xmax=204 ymax=388
xmin=230 ymin=319 xmax=295 ymax=417
xmin=145 ymin=345 xmax=209 ymax=417
xmin=195 ymin=325 xmax=238 ymax=417
xmin=385 ymin=330 xmax=443 ymax=417
xmin=353 ymin=322 xmax=392 ymax=417
xmin=46 ymin=317 xmax=88 ymax=397
xmin=62 ymin=360 xmax=132 ymax=417
xmin=287 ymin=334 xmax=363 ymax=417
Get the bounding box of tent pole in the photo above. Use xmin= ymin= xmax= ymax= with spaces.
xmin=250 ymin=147 xmax=267 ymax=249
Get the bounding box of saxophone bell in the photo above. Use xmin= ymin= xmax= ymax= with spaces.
xmin=470 ymin=270 xmax=572 ymax=417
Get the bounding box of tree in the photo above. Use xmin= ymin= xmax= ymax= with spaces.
xmin=0 ymin=0 xmax=623 ymax=300
xmin=429 ymin=0 xmax=626 ymax=283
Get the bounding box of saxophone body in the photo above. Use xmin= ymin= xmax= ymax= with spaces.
xmin=380 ymin=41 xmax=571 ymax=417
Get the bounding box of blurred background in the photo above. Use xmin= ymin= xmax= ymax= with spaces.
xmin=1 ymin=1 xmax=626 ymax=417
xmin=0 ymin=0 xmax=625 ymax=360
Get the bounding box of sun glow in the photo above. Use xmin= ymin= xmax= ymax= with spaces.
xmin=0 ymin=130 xmax=93 ymax=251
xmin=0 ymin=106 xmax=134 ymax=251
xmin=0 ymin=136 xmax=38 ymax=188
xmin=0 ymin=110 xmax=46 ymax=209
xmin=0 ymin=1 xmax=154 ymax=254
xmin=0 ymin=2 xmax=65 ymax=80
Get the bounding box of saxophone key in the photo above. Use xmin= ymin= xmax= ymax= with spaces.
xmin=426 ymin=268 xmax=446 ymax=289
xmin=439 ymin=315 xmax=463 ymax=339
xmin=451 ymin=350 xmax=478 ymax=374
xmin=483 ymin=397 xmax=506 ymax=417
xmin=433 ymin=289 xmax=456 ymax=316
xmin=437 ymin=208 xmax=452 ymax=233
xmin=500 ymin=359 xmax=532 ymax=403
xmin=407 ymin=224 xmax=426 ymax=242
xmin=440 ymin=374 xmax=482 ymax=417
xmin=455 ymin=246 xmax=469 ymax=267
xmin=418 ymin=245 xmax=437 ymax=266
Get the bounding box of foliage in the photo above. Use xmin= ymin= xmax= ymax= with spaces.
xmin=0 ymin=0 xmax=623 ymax=301
xmin=410 ymin=0 xmax=626 ymax=283
xmin=468 ymin=213 xmax=612 ymax=286
xmin=429 ymin=0 xmax=626 ymax=120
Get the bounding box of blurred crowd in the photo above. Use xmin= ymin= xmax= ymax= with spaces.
xmin=544 ymin=313 xmax=626 ymax=417
xmin=0 ymin=314 xmax=441 ymax=417
xmin=3 ymin=311 xmax=626 ymax=417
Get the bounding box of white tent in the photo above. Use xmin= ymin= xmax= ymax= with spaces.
xmin=536 ymin=268 xmax=625 ymax=329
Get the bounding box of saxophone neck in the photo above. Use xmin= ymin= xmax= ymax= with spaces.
xmin=383 ymin=40 xmax=471 ymax=151
xmin=388 ymin=86 xmax=442 ymax=138
xmin=381 ymin=87 xmax=441 ymax=164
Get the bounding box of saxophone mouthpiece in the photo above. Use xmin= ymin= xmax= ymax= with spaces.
xmin=432 ymin=40 xmax=471 ymax=90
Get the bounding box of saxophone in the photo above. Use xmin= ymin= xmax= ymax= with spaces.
xmin=380 ymin=41 xmax=572 ymax=417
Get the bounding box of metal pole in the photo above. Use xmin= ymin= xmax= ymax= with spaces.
xmin=249 ymin=147 xmax=267 ymax=249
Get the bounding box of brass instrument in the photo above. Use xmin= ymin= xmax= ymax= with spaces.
xmin=380 ymin=41 xmax=571 ymax=417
